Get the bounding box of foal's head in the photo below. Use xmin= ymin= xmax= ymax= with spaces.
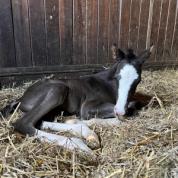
xmin=112 ymin=45 xmax=154 ymax=116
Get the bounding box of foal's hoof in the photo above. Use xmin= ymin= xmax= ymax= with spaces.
xmin=86 ymin=134 xmax=100 ymax=150
xmin=79 ymin=124 xmax=100 ymax=149
xmin=69 ymin=137 xmax=93 ymax=155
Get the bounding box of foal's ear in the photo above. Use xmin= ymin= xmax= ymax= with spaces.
xmin=117 ymin=49 xmax=126 ymax=60
xmin=111 ymin=44 xmax=125 ymax=61
xmin=111 ymin=44 xmax=117 ymax=60
xmin=136 ymin=45 xmax=154 ymax=65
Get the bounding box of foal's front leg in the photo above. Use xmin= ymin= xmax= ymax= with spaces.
xmin=80 ymin=101 xmax=116 ymax=119
xmin=78 ymin=101 xmax=121 ymax=126
xmin=65 ymin=118 xmax=121 ymax=127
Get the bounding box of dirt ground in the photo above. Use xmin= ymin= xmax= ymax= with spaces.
xmin=0 ymin=69 xmax=178 ymax=178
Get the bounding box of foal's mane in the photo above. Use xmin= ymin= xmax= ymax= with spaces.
xmin=126 ymin=49 xmax=136 ymax=60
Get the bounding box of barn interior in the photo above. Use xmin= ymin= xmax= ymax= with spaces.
xmin=0 ymin=0 xmax=178 ymax=177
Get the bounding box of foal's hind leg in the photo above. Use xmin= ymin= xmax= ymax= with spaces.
xmin=13 ymin=85 xmax=92 ymax=154
xmin=13 ymin=85 xmax=67 ymax=135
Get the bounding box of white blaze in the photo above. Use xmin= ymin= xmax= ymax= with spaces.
xmin=115 ymin=64 xmax=138 ymax=115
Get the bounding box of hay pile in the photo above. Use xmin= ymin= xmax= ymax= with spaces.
xmin=0 ymin=69 xmax=178 ymax=178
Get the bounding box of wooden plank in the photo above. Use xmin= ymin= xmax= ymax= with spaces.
xmin=137 ymin=0 xmax=150 ymax=54
xmin=28 ymin=0 xmax=47 ymax=66
xmin=45 ymin=0 xmax=60 ymax=65
xmin=155 ymin=0 xmax=169 ymax=62
xmin=86 ymin=0 xmax=98 ymax=64
xmin=149 ymin=0 xmax=162 ymax=61
xmin=120 ymin=0 xmax=131 ymax=49
xmin=108 ymin=0 xmax=120 ymax=63
xmin=11 ymin=0 xmax=32 ymax=67
xmin=128 ymin=0 xmax=140 ymax=50
xmin=0 ymin=0 xmax=16 ymax=67
xmin=0 ymin=64 xmax=104 ymax=77
xmin=73 ymin=0 xmax=86 ymax=65
xmin=98 ymin=0 xmax=110 ymax=64
xmin=1 ymin=61 xmax=178 ymax=79
xmin=172 ymin=4 xmax=178 ymax=61
xmin=163 ymin=0 xmax=177 ymax=61
xmin=59 ymin=0 xmax=73 ymax=65
xmin=145 ymin=0 xmax=154 ymax=50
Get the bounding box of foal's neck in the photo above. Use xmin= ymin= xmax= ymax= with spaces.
xmin=108 ymin=62 xmax=118 ymax=78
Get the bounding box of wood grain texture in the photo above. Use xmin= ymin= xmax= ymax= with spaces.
xmin=29 ymin=0 xmax=47 ymax=66
xmin=108 ymin=0 xmax=120 ymax=63
xmin=45 ymin=0 xmax=60 ymax=65
xmin=128 ymin=0 xmax=140 ymax=50
xmin=73 ymin=0 xmax=86 ymax=65
xmin=86 ymin=0 xmax=98 ymax=64
xmin=12 ymin=0 xmax=32 ymax=67
xmin=1 ymin=0 xmax=178 ymax=77
xmin=162 ymin=0 xmax=177 ymax=61
xmin=149 ymin=0 xmax=162 ymax=61
xmin=98 ymin=0 xmax=110 ymax=64
xmin=172 ymin=4 xmax=178 ymax=61
xmin=120 ymin=0 xmax=131 ymax=50
xmin=0 ymin=0 xmax=16 ymax=67
xmin=155 ymin=0 xmax=169 ymax=62
xmin=59 ymin=0 xmax=73 ymax=65
xmin=137 ymin=0 xmax=150 ymax=54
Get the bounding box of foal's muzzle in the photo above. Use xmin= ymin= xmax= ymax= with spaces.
xmin=114 ymin=106 xmax=126 ymax=116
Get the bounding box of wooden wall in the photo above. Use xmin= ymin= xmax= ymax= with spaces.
xmin=0 ymin=0 xmax=178 ymax=78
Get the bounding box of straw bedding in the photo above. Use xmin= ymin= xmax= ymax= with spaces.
xmin=0 ymin=69 xmax=178 ymax=178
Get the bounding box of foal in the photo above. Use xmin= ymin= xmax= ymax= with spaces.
xmin=1 ymin=46 xmax=153 ymax=154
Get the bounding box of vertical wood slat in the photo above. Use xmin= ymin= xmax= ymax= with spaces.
xmin=73 ymin=0 xmax=86 ymax=65
xmin=86 ymin=0 xmax=98 ymax=64
xmin=170 ymin=0 xmax=178 ymax=60
xmin=12 ymin=0 xmax=32 ymax=67
xmin=149 ymin=0 xmax=162 ymax=61
xmin=173 ymin=11 xmax=178 ymax=61
xmin=155 ymin=0 xmax=169 ymax=62
xmin=137 ymin=0 xmax=150 ymax=54
xmin=163 ymin=0 xmax=177 ymax=61
xmin=0 ymin=0 xmax=16 ymax=67
xmin=59 ymin=0 xmax=73 ymax=65
xmin=120 ymin=0 xmax=131 ymax=49
xmin=108 ymin=0 xmax=120 ymax=63
xmin=28 ymin=0 xmax=47 ymax=66
xmin=98 ymin=0 xmax=110 ymax=64
xmin=128 ymin=0 xmax=140 ymax=50
xmin=146 ymin=0 xmax=153 ymax=49
xmin=45 ymin=0 xmax=60 ymax=65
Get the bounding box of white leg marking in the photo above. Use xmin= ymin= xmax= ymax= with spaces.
xmin=65 ymin=118 xmax=121 ymax=127
xmin=35 ymin=129 xmax=92 ymax=154
xmin=65 ymin=119 xmax=80 ymax=124
xmin=115 ymin=64 xmax=138 ymax=115
xmin=41 ymin=122 xmax=100 ymax=148
xmin=82 ymin=118 xmax=121 ymax=127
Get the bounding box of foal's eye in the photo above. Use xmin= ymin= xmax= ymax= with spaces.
xmin=114 ymin=74 xmax=120 ymax=80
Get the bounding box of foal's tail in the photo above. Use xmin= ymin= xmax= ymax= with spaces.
xmin=0 ymin=100 xmax=20 ymax=118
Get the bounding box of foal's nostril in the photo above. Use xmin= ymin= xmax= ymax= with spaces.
xmin=114 ymin=106 xmax=125 ymax=116
xmin=117 ymin=112 xmax=125 ymax=116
